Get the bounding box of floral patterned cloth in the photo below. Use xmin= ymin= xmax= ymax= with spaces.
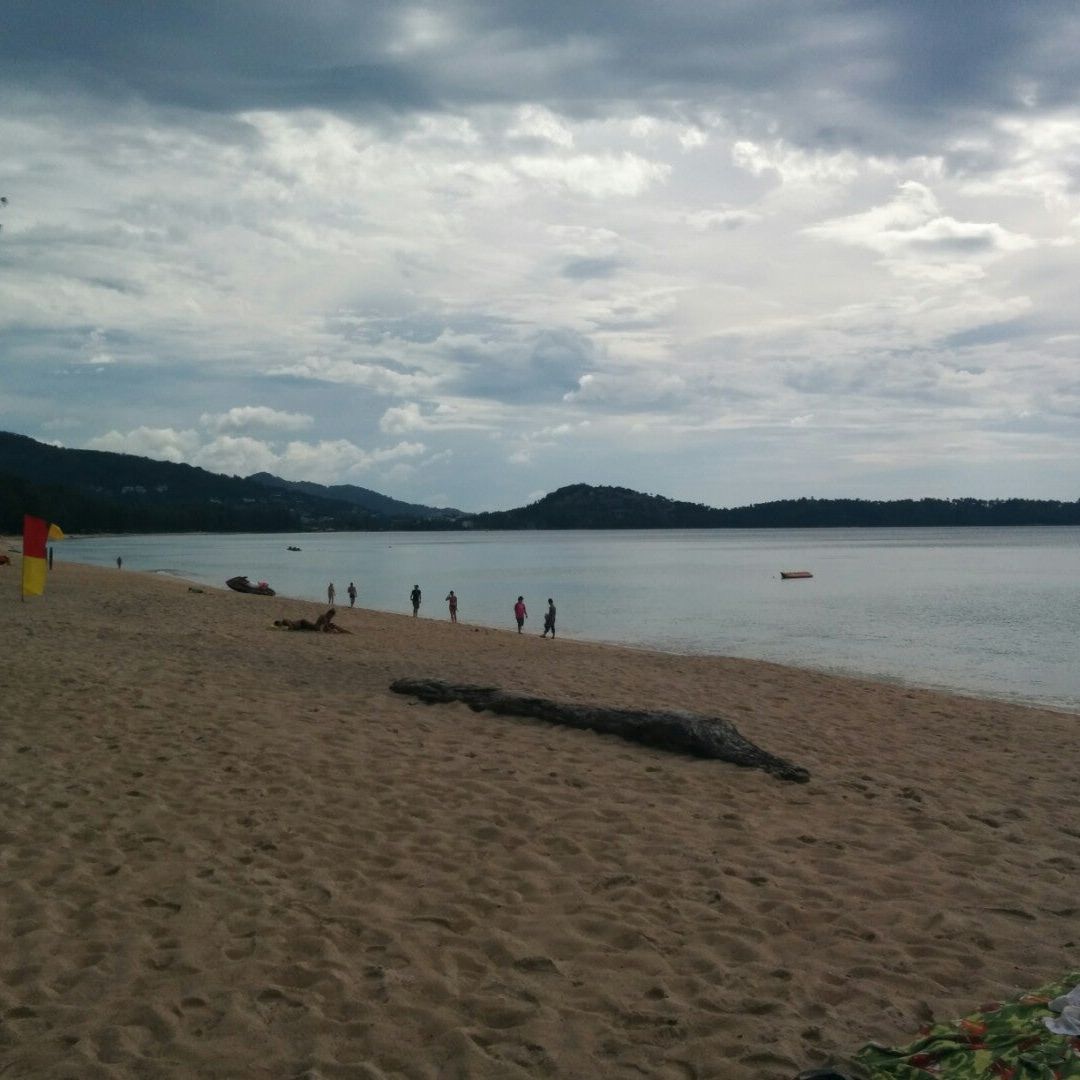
xmin=849 ymin=972 xmax=1080 ymax=1079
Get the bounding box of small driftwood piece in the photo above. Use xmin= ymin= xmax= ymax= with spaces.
xmin=274 ymin=608 xmax=351 ymax=633
xmin=389 ymin=678 xmax=809 ymax=783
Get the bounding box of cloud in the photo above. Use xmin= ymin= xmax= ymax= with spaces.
xmin=86 ymin=428 xmax=289 ymax=477
xmin=510 ymin=153 xmax=669 ymax=197
xmin=192 ymin=435 xmax=281 ymax=476
xmin=379 ymin=402 xmax=429 ymax=434
xmin=508 ymin=105 xmax=574 ymax=148
xmin=7 ymin=2 xmax=1080 ymax=509
xmin=562 ymin=369 xmax=691 ymax=411
xmin=88 ymin=427 xmax=201 ymax=463
xmin=682 ymin=208 xmax=762 ymax=232
xmin=200 ymin=406 xmax=314 ymax=433
xmin=4 ymin=4 xmax=1071 ymax=149
xmin=560 ymin=256 xmax=623 ymax=280
xmin=276 ymin=438 xmax=426 ymax=482
xmin=961 ymin=112 xmax=1080 ymax=208
xmin=450 ymin=327 xmax=599 ymax=402
xmin=268 ymin=357 xmax=440 ymax=396
xmin=805 ymin=181 xmax=1037 ymax=269
xmin=86 ymin=427 xmax=426 ymax=484
xmin=732 ymin=140 xmax=861 ymax=186
xmin=499 ymin=417 xmax=586 ymax=467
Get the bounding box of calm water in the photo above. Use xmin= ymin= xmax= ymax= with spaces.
xmin=61 ymin=528 xmax=1080 ymax=711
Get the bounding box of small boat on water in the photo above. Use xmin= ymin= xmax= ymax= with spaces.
xmin=780 ymin=570 xmax=813 ymax=579
xmin=226 ymin=575 xmax=276 ymax=596
xmin=287 ymin=546 xmax=301 ymax=551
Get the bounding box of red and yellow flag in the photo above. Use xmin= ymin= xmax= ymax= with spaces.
xmin=22 ymin=514 xmax=50 ymax=598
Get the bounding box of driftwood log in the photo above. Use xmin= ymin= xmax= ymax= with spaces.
xmin=389 ymin=679 xmax=809 ymax=783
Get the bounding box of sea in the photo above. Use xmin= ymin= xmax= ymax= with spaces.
xmin=59 ymin=527 xmax=1080 ymax=713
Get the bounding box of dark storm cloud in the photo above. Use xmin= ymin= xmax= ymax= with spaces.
xmin=451 ymin=327 xmax=595 ymax=402
xmin=560 ymin=256 xmax=623 ymax=280
xmin=3 ymin=1 xmax=432 ymax=112
xmin=780 ymin=349 xmax=1021 ymax=409
xmin=5 ymin=1 xmax=1079 ymax=156
xmin=940 ymin=318 xmax=1038 ymax=349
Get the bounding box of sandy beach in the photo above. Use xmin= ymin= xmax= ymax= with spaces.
xmin=2 ymin=555 xmax=1078 ymax=1079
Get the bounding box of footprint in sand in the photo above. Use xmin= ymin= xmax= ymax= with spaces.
xmin=141 ymin=896 xmax=182 ymax=914
xmin=468 ymin=1034 xmax=557 ymax=1073
xmin=175 ymin=995 xmax=225 ymax=1037
xmin=255 ymin=986 xmax=307 ymax=1022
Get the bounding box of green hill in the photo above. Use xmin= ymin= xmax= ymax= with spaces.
xmin=246 ymin=472 xmax=462 ymax=522
xmin=470 ymin=484 xmax=725 ymax=528
xmin=3 ymin=431 xmax=1078 ymax=534
xmin=0 ymin=431 xmax=380 ymax=533
xmin=469 ymin=484 xmax=1080 ymax=529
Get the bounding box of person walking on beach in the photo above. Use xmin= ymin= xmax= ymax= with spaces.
xmin=410 ymin=584 xmax=422 ymax=616
xmin=445 ymin=590 xmax=457 ymax=623
xmin=116 ymin=556 xmax=122 ymax=570
xmin=347 ymin=581 xmax=357 ymax=607
xmin=542 ymin=598 xmax=556 ymax=638
xmin=514 ymin=596 xmax=528 ymax=633
xmin=327 ymin=582 xmax=336 ymax=605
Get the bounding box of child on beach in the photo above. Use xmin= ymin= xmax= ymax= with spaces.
xmin=347 ymin=582 xmax=357 ymax=607
xmin=514 ymin=596 xmax=527 ymax=633
xmin=410 ymin=585 xmax=421 ymax=616
xmin=445 ymin=590 xmax=457 ymax=622
xmin=327 ymin=582 xmax=336 ymax=605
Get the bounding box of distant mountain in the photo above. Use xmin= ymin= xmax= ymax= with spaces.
xmin=4 ymin=431 xmax=1079 ymax=535
xmin=471 ymin=484 xmax=727 ymax=528
xmin=0 ymin=431 xmax=382 ymax=533
xmin=246 ymin=472 xmax=463 ymax=522
xmin=470 ymin=483 xmax=1080 ymax=529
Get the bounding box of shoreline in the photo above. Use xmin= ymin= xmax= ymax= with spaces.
xmin=55 ymin=546 xmax=1080 ymax=717
xmin=12 ymin=536 xmax=1080 ymax=717
xmin=4 ymin=558 xmax=1079 ymax=1078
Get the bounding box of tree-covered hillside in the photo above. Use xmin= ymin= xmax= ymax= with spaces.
xmin=0 ymin=432 xmax=379 ymax=533
xmin=4 ymin=432 xmax=1078 ymax=534
xmin=246 ymin=472 xmax=462 ymax=521
xmin=470 ymin=484 xmax=1080 ymax=529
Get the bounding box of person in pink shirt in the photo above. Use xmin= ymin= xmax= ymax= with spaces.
xmin=514 ymin=596 xmax=528 ymax=633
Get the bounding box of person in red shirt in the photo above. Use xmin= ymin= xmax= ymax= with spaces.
xmin=514 ymin=596 xmax=527 ymax=633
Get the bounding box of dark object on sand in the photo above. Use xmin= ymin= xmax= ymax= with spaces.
xmin=780 ymin=570 xmax=813 ymax=579
xmin=226 ymin=575 xmax=275 ymax=596
xmin=274 ymin=608 xmax=350 ymax=633
xmin=0 ymin=554 xmax=10 ymax=566
xmin=187 ymin=587 xmax=204 ymax=593
xmin=388 ymin=679 xmax=810 ymax=783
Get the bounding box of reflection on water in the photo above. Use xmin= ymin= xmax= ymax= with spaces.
xmin=63 ymin=527 xmax=1080 ymax=711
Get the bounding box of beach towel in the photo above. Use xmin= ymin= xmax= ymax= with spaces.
xmin=815 ymin=971 xmax=1080 ymax=1079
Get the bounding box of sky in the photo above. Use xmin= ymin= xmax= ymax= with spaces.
xmin=3 ymin=1 xmax=1080 ymax=511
